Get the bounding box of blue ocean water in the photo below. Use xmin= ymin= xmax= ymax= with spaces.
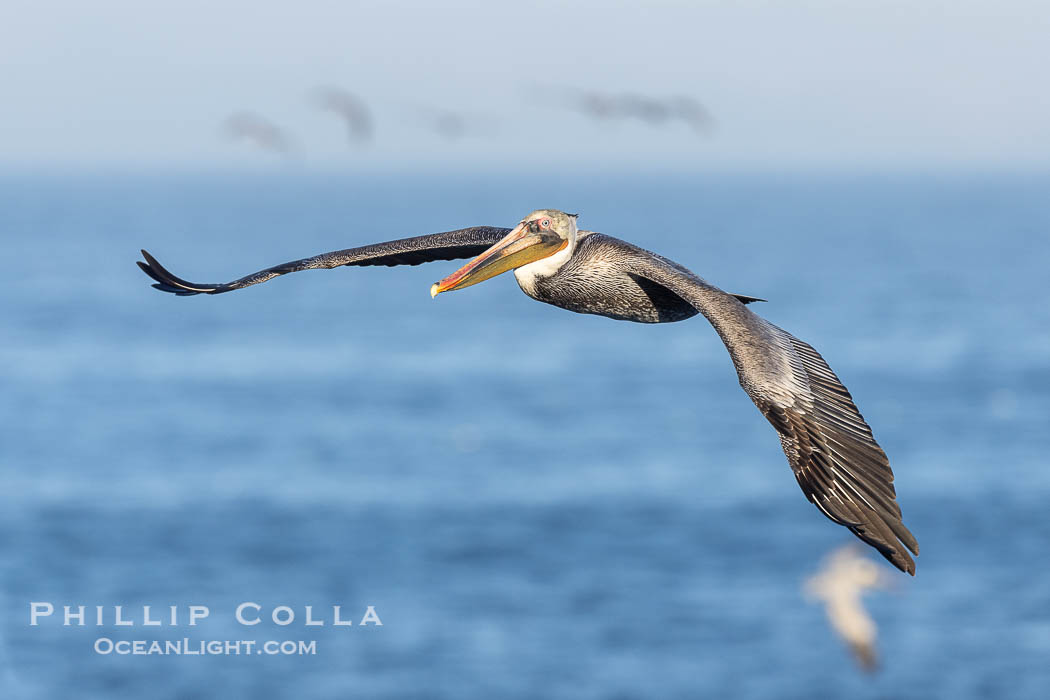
xmin=1 ymin=170 xmax=1048 ymax=698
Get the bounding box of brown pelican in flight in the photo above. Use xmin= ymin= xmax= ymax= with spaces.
xmin=138 ymin=210 xmax=919 ymax=574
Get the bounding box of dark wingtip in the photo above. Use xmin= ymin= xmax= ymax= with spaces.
xmin=137 ymin=249 xmax=212 ymax=295
xmin=884 ymin=516 xmax=919 ymax=574
xmin=850 ymin=642 xmax=880 ymax=672
xmin=138 ymin=252 xmax=184 ymax=295
xmin=138 ymin=259 xmax=164 ymax=284
xmin=138 ymin=255 xmax=177 ymax=294
xmin=140 ymin=249 xmax=163 ymax=271
xmin=900 ymin=555 xmax=916 ymax=576
xmin=880 ymin=541 xmax=916 ymax=575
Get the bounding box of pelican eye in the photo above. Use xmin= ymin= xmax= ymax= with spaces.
xmin=540 ymin=218 xmax=551 ymax=228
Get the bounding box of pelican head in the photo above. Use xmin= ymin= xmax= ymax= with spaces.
xmin=431 ymin=209 xmax=578 ymax=297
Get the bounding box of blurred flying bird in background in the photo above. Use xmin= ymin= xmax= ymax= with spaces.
xmin=315 ymin=87 xmax=374 ymax=144
xmin=805 ymin=545 xmax=895 ymax=671
xmin=414 ymin=107 xmax=498 ymax=141
xmin=425 ymin=110 xmax=469 ymax=141
xmin=565 ymin=89 xmax=714 ymax=134
xmin=221 ymin=112 xmax=295 ymax=156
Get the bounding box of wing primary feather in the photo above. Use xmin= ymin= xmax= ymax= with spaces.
xmin=137 ymin=226 xmax=510 ymax=296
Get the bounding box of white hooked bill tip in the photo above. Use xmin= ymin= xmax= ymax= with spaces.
xmin=430 ymin=283 xmax=439 ymax=298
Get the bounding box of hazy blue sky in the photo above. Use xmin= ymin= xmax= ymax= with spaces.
xmin=2 ymin=0 xmax=1047 ymax=169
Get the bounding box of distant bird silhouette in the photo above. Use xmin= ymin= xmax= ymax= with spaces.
xmin=222 ymin=112 xmax=294 ymax=155
xmin=428 ymin=110 xmax=468 ymax=140
xmin=805 ymin=545 xmax=894 ymax=671
xmin=567 ymin=90 xmax=714 ymax=134
xmin=414 ymin=108 xmax=497 ymax=141
xmin=315 ymin=87 xmax=373 ymax=144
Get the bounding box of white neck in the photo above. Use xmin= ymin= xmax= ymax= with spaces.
xmin=513 ymin=221 xmax=578 ymax=292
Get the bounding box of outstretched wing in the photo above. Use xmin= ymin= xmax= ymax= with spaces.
xmin=138 ymin=226 xmax=511 ymax=295
xmin=608 ymin=236 xmax=919 ymax=574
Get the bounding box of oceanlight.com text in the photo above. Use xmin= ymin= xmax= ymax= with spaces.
xmin=94 ymin=638 xmax=318 ymax=656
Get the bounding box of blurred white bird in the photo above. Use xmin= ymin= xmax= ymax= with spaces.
xmin=805 ymin=545 xmax=894 ymax=671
